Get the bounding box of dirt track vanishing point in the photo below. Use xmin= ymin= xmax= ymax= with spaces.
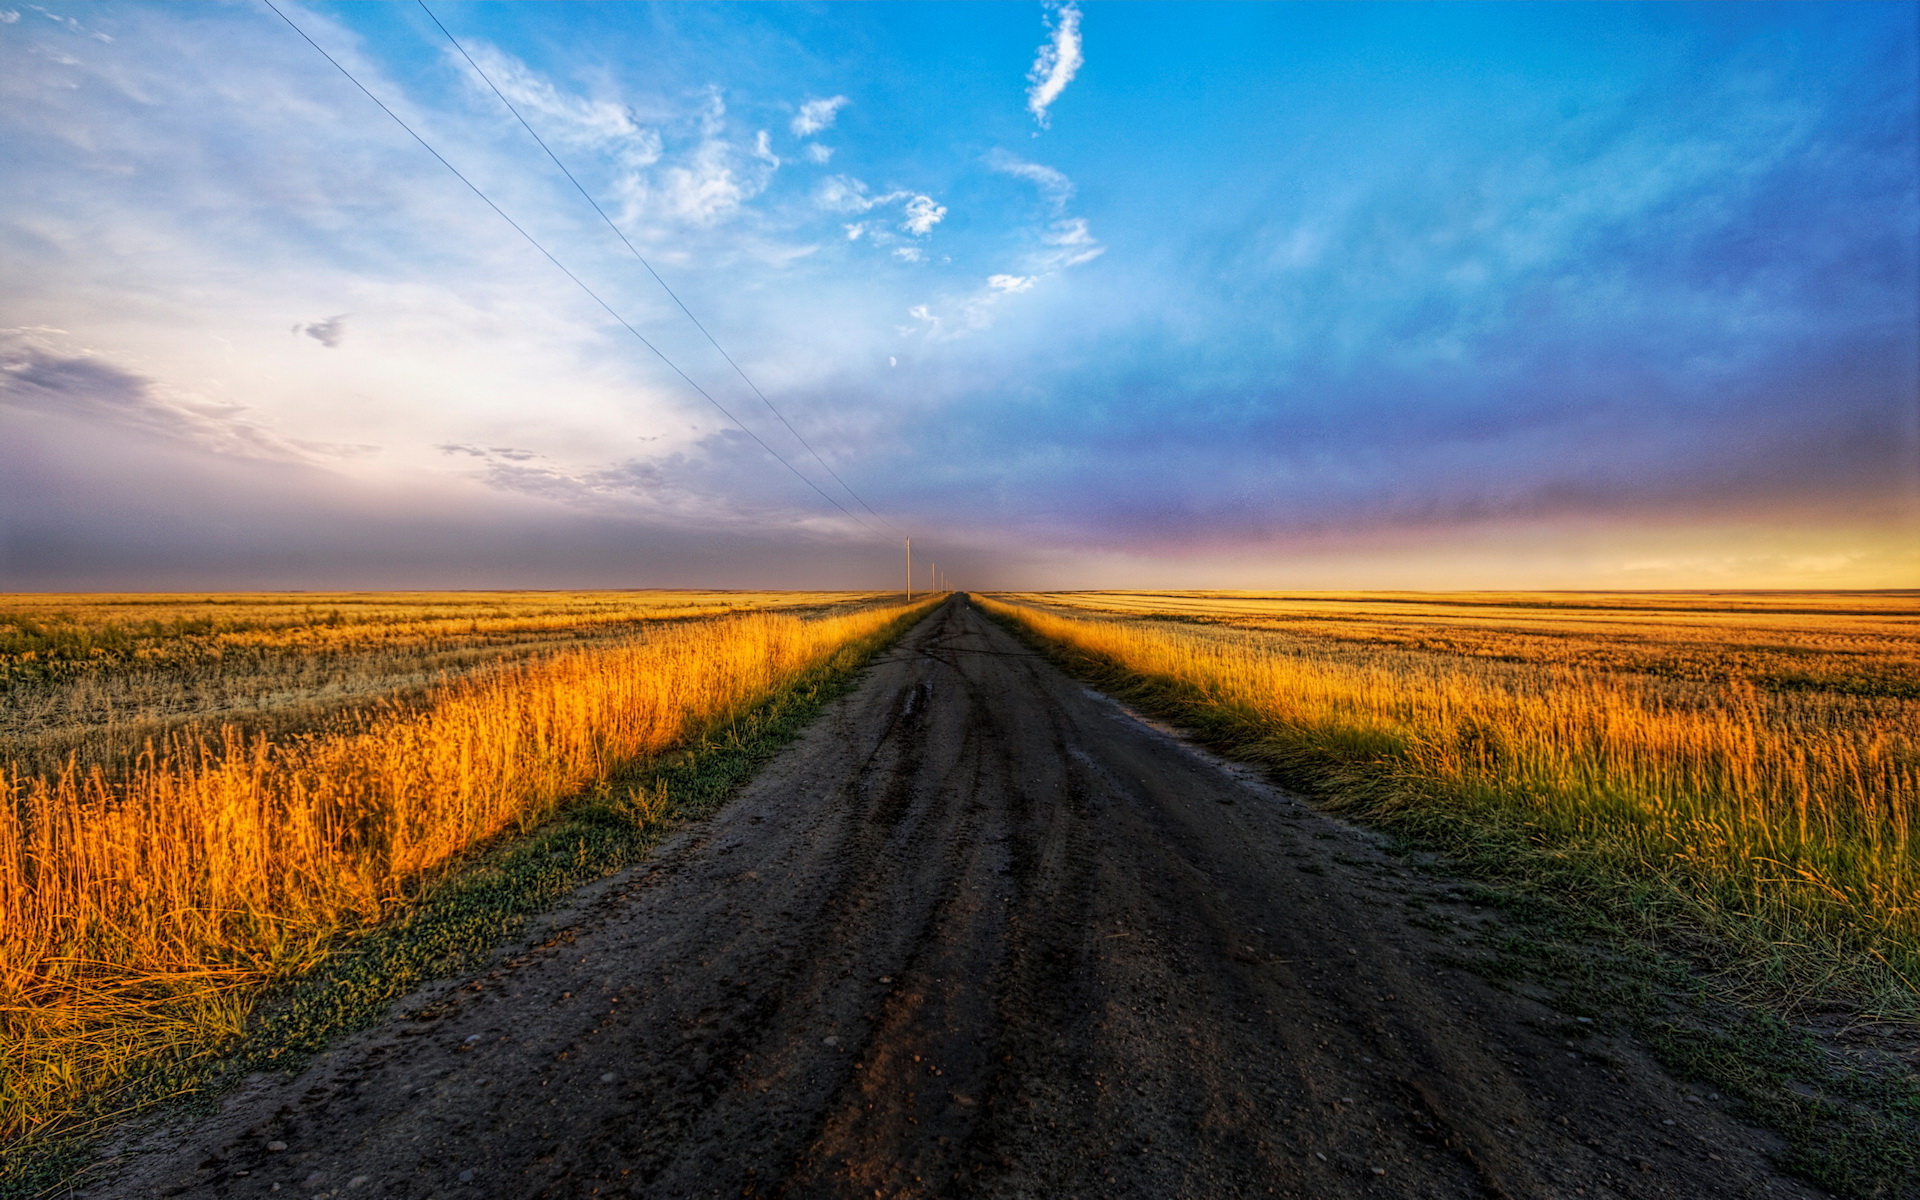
xmin=99 ymin=597 xmax=1820 ymax=1199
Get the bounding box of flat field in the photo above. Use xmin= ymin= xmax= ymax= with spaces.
xmin=981 ymin=590 xmax=1920 ymax=1009
xmin=0 ymin=590 xmax=927 ymax=1144
xmin=1 ymin=590 xmax=867 ymax=777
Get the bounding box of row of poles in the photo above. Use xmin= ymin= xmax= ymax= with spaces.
xmin=904 ymin=537 xmax=953 ymax=600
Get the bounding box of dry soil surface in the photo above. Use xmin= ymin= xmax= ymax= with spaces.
xmin=94 ymin=597 xmax=1821 ymax=1200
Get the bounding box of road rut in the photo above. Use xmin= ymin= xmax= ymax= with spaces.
xmin=101 ymin=597 xmax=1817 ymax=1199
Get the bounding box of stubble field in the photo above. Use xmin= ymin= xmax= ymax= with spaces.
xmin=980 ymin=590 xmax=1920 ymax=1010
xmin=0 ymin=590 xmax=931 ymax=1147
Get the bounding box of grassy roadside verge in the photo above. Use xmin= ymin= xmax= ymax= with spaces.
xmin=977 ymin=597 xmax=1918 ymax=1199
xmin=0 ymin=598 xmax=939 ymax=1200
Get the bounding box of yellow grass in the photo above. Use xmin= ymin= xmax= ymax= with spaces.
xmin=981 ymin=591 xmax=1920 ymax=1008
xmin=0 ymin=592 xmax=931 ymax=1138
xmin=1 ymin=590 xmax=868 ymax=778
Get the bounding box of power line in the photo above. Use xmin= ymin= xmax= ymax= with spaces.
xmin=260 ymin=0 xmax=883 ymax=537
xmin=417 ymin=1 xmax=901 ymax=536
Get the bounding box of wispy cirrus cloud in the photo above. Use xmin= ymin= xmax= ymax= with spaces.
xmin=448 ymin=44 xmax=795 ymax=234
xmin=454 ymin=41 xmax=656 ymax=157
xmin=1026 ymin=2 xmax=1083 ymax=129
xmin=985 ymin=148 xmax=1073 ymax=210
xmin=985 ymin=149 xmax=1100 ymax=269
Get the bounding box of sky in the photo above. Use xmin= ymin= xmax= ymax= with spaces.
xmin=2 ymin=0 xmax=1916 ymax=591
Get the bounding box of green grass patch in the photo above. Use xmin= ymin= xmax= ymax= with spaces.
xmin=0 ymin=602 xmax=934 ymax=1200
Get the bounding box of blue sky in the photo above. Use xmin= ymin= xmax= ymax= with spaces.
xmin=2 ymin=1 xmax=1915 ymax=589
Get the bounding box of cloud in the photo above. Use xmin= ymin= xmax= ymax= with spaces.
xmin=985 ymin=149 xmax=1074 ymax=210
xmin=456 ymin=42 xmax=656 ymax=159
xmin=451 ymin=58 xmax=775 ymax=232
xmin=803 ymin=142 xmax=832 ymax=164
xmin=791 ymin=95 xmax=849 ymax=136
xmin=659 ymin=137 xmax=754 ymax=223
xmin=815 ymin=174 xmax=876 ymax=214
xmin=1026 ymin=2 xmax=1083 ymax=129
xmin=900 ymin=193 xmax=946 ymax=236
xmin=3 ymin=0 xmax=1908 ymax=590
xmin=816 ymin=176 xmax=945 ymax=245
xmin=901 ymin=153 xmax=1096 ymax=339
xmin=0 ymin=329 xmax=373 ymax=462
xmin=25 ymin=3 xmax=106 ymax=39
xmin=293 ymin=313 xmax=348 ymax=348
xmin=428 ymin=440 xmax=879 ymax=537
xmin=1038 ymin=217 xmax=1104 ymax=268
xmin=981 ymin=150 xmax=1102 ymax=274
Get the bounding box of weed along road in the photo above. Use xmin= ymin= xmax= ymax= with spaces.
xmin=104 ymin=597 xmax=1816 ymax=1200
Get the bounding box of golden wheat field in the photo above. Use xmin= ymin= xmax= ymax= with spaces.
xmin=981 ymin=590 xmax=1920 ymax=1008
xmin=0 ymin=590 xmax=930 ymax=1140
xmin=0 ymin=591 xmax=869 ymax=777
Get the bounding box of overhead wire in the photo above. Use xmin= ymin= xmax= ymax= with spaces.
xmin=416 ymin=0 xmax=902 ymax=536
xmin=259 ymin=0 xmax=885 ymax=537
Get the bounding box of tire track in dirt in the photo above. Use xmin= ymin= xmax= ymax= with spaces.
xmin=94 ymin=597 xmax=1820 ymax=1199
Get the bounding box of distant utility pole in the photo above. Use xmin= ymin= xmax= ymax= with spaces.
xmin=930 ymin=562 xmax=936 ymax=594
xmin=906 ymin=537 xmax=912 ymax=601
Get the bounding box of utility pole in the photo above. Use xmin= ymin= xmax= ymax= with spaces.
xmin=905 ymin=537 xmax=912 ymax=601
xmin=930 ymin=561 xmax=936 ymax=595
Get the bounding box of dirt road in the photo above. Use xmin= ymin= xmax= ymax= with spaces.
xmin=101 ymin=597 xmax=1816 ymax=1199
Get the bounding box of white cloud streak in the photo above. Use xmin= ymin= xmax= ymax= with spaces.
xmin=1026 ymin=2 xmax=1083 ymax=129
xmin=791 ymin=95 xmax=849 ymax=136
xmin=985 ymin=149 xmax=1074 ymax=210
xmin=458 ymin=42 xmax=654 ymax=157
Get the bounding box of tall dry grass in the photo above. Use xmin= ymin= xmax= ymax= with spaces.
xmin=0 ymin=596 xmax=930 ymax=1138
xmin=0 ymin=590 xmax=876 ymax=778
xmin=981 ymin=592 xmax=1920 ymax=1009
